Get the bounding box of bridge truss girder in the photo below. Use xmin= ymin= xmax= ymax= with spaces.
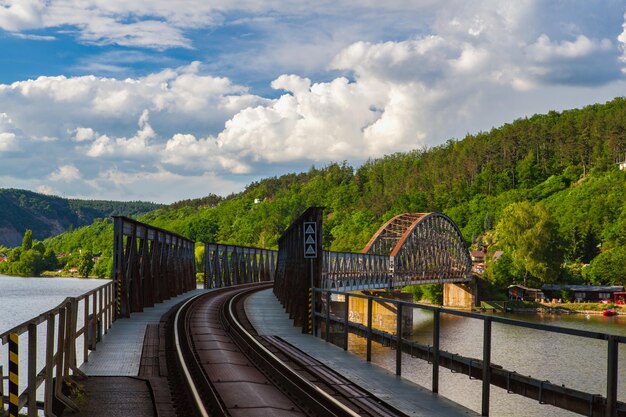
xmin=363 ymin=213 xmax=472 ymax=287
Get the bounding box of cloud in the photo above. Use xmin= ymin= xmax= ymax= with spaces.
xmin=85 ymin=110 xmax=157 ymax=159
xmin=618 ymin=12 xmax=626 ymax=69
xmin=1 ymin=1 xmax=626 ymax=203
xmin=0 ymin=62 xmax=265 ymax=139
xmin=36 ymin=185 xmax=56 ymax=195
xmin=73 ymin=127 xmax=96 ymax=142
xmin=0 ymin=0 xmax=222 ymax=49
xmin=0 ymin=132 xmax=16 ymax=151
xmin=0 ymin=0 xmax=44 ymax=32
xmin=49 ymin=164 xmax=81 ymax=182
xmin=10 ymin=32 xmax=55 ymax=41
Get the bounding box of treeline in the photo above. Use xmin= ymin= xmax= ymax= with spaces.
xmin=39 ymin=97 xmax=626 ymax=288
xmin=0 ymin=229 xmax=108 ymax=277
xmin=0 ymin=188 xmax=163 ymax=247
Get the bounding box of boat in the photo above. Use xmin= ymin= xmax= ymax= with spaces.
xmin=602 ymin=308 xmax=617 ymax=317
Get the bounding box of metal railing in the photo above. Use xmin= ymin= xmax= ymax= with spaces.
xmin=0 ymin=281 xmax=115 ymax=417
xmin=321 ymin=251 xmax=390 ymax=291
xmin=313 ymin=288 xmax=625 ymax=417
xmin=204 ymin=243 xmax=277 ymax=289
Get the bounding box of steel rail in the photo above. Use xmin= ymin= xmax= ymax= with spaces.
xmin=173 ymin=292 xmax=213 ymax=417
xmin=225 ymin=287 xmax=361 ymax=417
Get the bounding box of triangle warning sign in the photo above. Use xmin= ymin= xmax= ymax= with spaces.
xmin=305 ymin=245 xmax=316 ymax=255
xmin=305 ymin=225 xmax=315 ymax=234
xmin=305 ymin=235 xmax=315 ymax=244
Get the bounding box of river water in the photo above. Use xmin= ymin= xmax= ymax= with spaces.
xmin=0 ymin=274 xmax=109 ymax=404
xmin=347 ymin=307 xmax=626 ymax=416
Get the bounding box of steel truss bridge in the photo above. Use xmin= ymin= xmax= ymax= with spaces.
xmin=321 ymin=212 xmax=473 ymax=292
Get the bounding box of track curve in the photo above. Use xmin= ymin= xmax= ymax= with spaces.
xmin=172 ymin=284 xmax=407 ymax=417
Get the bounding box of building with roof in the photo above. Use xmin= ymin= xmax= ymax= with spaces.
xmin=541 ymin=284 xmax=624 ymax=303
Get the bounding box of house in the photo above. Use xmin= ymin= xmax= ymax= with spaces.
xmin=0 ymin=252 xmax=7 ymax=262
xmin=619 ymin=160 xmax=626 ymax=171
xmin=470 ymin=250 xmax=485 ymax=263
xmin=541 ymin=284 xmax=625 ymax=303
xmin=508 ymin=285 xmax=545 ymax=301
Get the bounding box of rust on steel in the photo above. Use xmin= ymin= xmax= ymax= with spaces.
xmin=203 ymin=243 xmax=277 ymax=289
xmin=274 ymin=207 xmax=323 ymax=328
xmin=361 ymin=213 xmax=426 ymax=255
xmin=113 ymin=216 xmax=196 ymax=318
xmin=363 ymin=212 xmax=472 ymax=285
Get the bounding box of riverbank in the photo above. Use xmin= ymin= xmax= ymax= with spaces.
xmin=480 ymin=300 xmax=625 ymax=315
xmin=0 ymin=270 xmax=110 ymax=279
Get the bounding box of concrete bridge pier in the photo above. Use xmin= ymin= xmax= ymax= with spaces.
xmin=326 ymin=291 xmax=414 ymax=346
xmin=443 ymin=279 xmax=476 ymax=308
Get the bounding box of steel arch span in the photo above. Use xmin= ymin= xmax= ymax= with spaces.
xmin=363 ymin=213 xmax=472 ymax=286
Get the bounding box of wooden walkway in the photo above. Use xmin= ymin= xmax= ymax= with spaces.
xmin=64 ymin=289 xmax=205 ymax=417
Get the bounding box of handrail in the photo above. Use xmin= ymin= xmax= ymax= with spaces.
xmin=1 ymin=280 xmax=115 ymax=417
xmin=314 ymin=288 xmax=625 ymax=417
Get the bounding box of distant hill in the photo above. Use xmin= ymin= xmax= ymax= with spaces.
xmin=0 ymin=188 xmax=162 ymax=247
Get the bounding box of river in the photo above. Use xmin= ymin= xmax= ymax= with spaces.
xmin=0 ymin=274 xmax=109 ymax=404
xmin=0 ymin=275 xmax=109 ymax=333
xmin=347 ymin=307 xmax=626 ymax=416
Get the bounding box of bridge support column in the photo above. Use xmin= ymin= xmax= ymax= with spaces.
xmin=326 ymin=291 xmax=413 ymax=347
xmin=443 ymin=280 xmax=476 ymax=308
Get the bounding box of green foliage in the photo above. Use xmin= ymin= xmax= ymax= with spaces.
xmin=495 ymin=202 xmax=562 ymax=286
xmin=77 ymin=250 xmax=94 ymax=278
xmin=583 ymin=247 xmax=626 ymax=285
xmin=0 ymin=188 xmax=162 ymax=247
xmin=421 ymin=284 xmax=443 ymax=304
xmin=92 ymin=255 xmax=112 ymax=278
xmin=22 ymin=229 xmax=33 ymax=250
xmin=0 ymin=230 xmax=48 ymax=276
xmin=195 ymin=245 xmax=205 ymax=272
xmin=403 ymin=284 xmax=443 ymax=304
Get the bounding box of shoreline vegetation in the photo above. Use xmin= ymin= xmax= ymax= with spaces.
xmin=1 ymin=271 xmax=110 ymax=280
xmin=480 ymin=300 xmax=625 ymax=315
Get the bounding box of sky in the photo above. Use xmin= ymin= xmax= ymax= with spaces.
xmin=1 ymin=1 xmax=626 ymax=203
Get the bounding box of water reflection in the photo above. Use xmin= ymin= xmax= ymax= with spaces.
xmin=346 ymin=307 xmax=626 ymax=417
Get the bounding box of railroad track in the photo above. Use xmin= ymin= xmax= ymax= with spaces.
xmin=168 ymin=283 xmax=408 ymax=417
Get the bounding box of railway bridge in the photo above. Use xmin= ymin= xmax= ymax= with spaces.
xmin=1 ymin=208 xmax=624 ymax=417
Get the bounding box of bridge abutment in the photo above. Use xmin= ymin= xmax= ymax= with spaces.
xmin=327 ymin=291 xmax=414 ymax=344
xmin=443 ymin=280 xmax=476 ymax=308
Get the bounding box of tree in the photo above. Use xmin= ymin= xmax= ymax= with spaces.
xmin=42 ymin=248 xmax=58 ymax=270
xmin=583 ymin=247 xmax=626 ymax=285
xmin=22 ymin=229 xmax=33 ymax=251
xmin=195 ymin=245 xmax=204 ymax=272
xmin=495 ymin=202 xmax=562 ymax=286
xmin=17 ymin=249 xmax=43 ymax=276
xmin=77 ymin=250 xmax=94 ymax=278
xmin=92 ymin=255 xmax=112 ymax=278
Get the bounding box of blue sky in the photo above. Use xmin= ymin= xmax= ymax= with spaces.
xmin=1 ymin=1 xmax=626 ymax=203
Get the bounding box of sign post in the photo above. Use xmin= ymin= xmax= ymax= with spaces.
xmin=304 ymin=222 xmax=317 ymax=335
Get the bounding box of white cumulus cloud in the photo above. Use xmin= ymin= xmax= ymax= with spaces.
xmin=49 ymin=164 xmax=81 ymax=182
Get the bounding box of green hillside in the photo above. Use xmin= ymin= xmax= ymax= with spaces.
xmin=26 ymin=97 xmax=626 ymax=288
xmin=0 ymin=188 xmax=162 ymax=247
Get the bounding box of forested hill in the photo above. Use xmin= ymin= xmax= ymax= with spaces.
xmin=0 ymin=188 xmax=162 ymax=246
xmin=43 ymin=97 xmax=626 ymax=288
